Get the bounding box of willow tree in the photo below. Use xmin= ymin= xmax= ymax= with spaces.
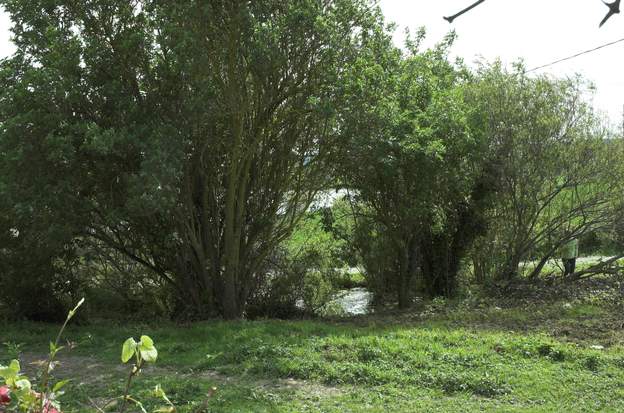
xmin=336 ymin=33 xmax=493 ymax=306
xmin=0 ymin=0 xmax=386 ymax=318
xmin=469 ymin=64 xmax=624 ymax=281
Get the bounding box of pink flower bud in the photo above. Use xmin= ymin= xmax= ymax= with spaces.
xmin=0 ymin=385 xmax=11 ymax=405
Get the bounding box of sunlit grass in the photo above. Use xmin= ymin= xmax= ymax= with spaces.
xmin=2 ymin=292 xmax=624 ymax=412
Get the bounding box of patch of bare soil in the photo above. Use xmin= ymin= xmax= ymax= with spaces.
xmin=16 ymin=352 xmax=342 ymax=398
xmin=18 ymin=352 xmax=118 ymax=385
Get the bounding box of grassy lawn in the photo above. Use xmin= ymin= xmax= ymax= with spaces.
xmin=2 ymin=280 xmax=624 ymax=412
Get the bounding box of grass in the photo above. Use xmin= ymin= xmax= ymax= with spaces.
xmin=520 ymin=256 xmax=624 ymax=277
xmin=2 ymin=279 xmax=624 ymax=412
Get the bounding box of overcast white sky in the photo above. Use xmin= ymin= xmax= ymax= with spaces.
xmin=0 ymin=1 xmax=623 ymax=124
xmin=380 ymin=0 xmax=624 ymax=125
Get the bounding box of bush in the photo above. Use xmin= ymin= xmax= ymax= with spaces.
xmin=331 ymin=270 xmax=367 ymax=290
xmin=351 ymin=217 xmax=401 ymax=304
xmin=0 ymin=246 xmax=77 ymax=322
xmin=246 ymin=210 xmax=348 ymax=318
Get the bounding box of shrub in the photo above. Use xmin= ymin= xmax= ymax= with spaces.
xmin=246 ymin=210 xmax=347 ymax=318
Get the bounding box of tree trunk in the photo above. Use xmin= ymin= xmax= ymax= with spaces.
xmin=222 ymin=178 xmax=241 ymax=319
xmin=397 ymin=238 xmax=419 ymax=309
xmin=221 ymin=0 xmax=248 ymax=320
xmin=397 ymin=275 xmax=411 ymax=309
xmin=499 ymin=255 xmax=521 ymax=280
xmin=527 ymin=254 xmax=553 ymax=279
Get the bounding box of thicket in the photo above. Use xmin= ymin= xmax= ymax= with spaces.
xmin=1 ymin=0 xmax=623 ymax=321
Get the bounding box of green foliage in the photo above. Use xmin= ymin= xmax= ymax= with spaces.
xmin=118 ymin=334 xmax=167 ymax=413
xmin=0 ymin=0 xmax=621 ymax=322
xmin=0 ymin=219 xmax=79 ymax=321
xmin=337 ymin=31 xmax=490 ymax=305
xmin=137 ymin=335 xmax=158 ymax=364
xmin=283 ymin=209 xmax=349 ymax=308
xmin=331 ymin=271 xmax=366 ymax=290
xmin=469 ymin=63 xmax=624 ymax=281
xmin=246 ymin=206 xmax=355 ymax=318
xmin=0 ymin=0 xmax=389 ymax=319
xmin=121 ymin=338 xmax=138 ymax=364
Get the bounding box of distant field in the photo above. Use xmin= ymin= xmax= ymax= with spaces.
xmin=2 ymin=277 xmax=624 ymax=412
xmin=520 ymin=255 xmax=623 ymax=276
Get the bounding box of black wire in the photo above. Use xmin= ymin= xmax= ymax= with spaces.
xmin=526 ymin=36 xmax=624 ymax=73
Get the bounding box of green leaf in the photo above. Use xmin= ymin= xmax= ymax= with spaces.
xmin=14 ymin=385 xmax=37 ymax=402
xmin=139 ymin=335 xmax=158 ymax=363
xmin=140 ymin=335 xmax=154 ymax=348
xmin=140 ymin=346 xmax=158 ymax=363
xmin=0 ymin=359 xmax=19 ymax=379
xmin=152 ymin=384 xmax=166 ymax=398
xmin=9 ymin=359 xmax=20 ymax=373
xmin=122 ymin=338 xmax=137 ymax=363
xmin=50 ymin=342 xmax=65 ymax=357
xmin=152 ymin=384 xmax=175 ymax=409
xmin=53 ymin=379 xmax=71 ymax=392
xmin=15 ymin=378 xmax=31 ymax=390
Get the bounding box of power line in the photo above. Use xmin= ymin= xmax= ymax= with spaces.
xmin=526 ymin=36 xmax=624 ymax=73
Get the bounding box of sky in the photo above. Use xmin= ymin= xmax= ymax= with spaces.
xmin=379 ymin=0 xmax=624 ymax=126
xmin=0 ymin=1 xmax=622 ymax=124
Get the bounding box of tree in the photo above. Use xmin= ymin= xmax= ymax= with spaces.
xmin=0 ymin=0 xmax=386 ymax=319
xmin=337 ymin=32 xmax=492 ymax=306
xmin=469 ymin=63 xmax=624 ymax=281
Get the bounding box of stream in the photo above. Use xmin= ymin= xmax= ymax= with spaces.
xmin=331 ymin=287 xmax=373 ymax=315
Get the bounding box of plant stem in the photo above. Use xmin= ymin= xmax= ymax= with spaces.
xmin=39 ymin=314 xmax=71 ymax=409
xmin=120 ymin=359 xmax=142 ymax=413
xmin=39 ymin=298 xmax=83 ymax=409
